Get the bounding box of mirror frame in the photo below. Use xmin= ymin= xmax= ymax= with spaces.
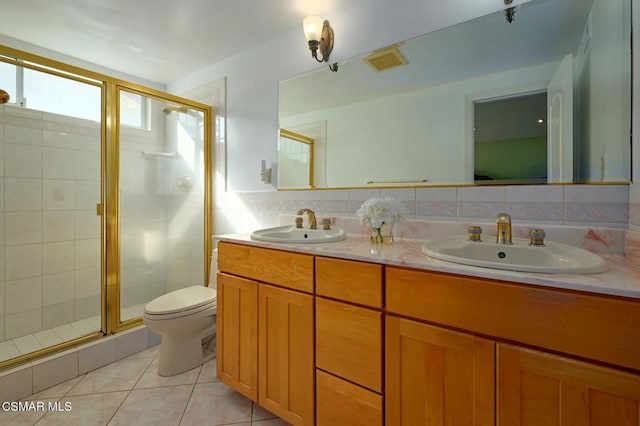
xmin=279 ymin=128 xmax=315 ymax=188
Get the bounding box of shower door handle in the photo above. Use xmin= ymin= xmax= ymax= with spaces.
xmin=96 ymin=203 xmax=103 ymax=216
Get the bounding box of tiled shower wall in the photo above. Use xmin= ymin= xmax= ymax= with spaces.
xmin=214 ymin=184 xmax=633 ymax=252
xmin=119 ymin=107 xmax=207 ymax=315
xmin=0 ymin=106 xmax=101 ymax=341
xmin=119 ymin=125 xmax=169 ymax=313
xmin=164 ymin=113 xmax=207 ymax=294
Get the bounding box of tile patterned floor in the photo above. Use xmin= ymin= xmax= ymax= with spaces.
xmin=0 ymin=345 xmax=290 ymax=425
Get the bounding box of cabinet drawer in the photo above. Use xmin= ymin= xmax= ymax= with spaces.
xmin=386 ymin=266 xmax=640 ymax=372
xmin=218 ymin=242 xmax=313 ymax=293
xmin=316 ymin=297 xmax=382 ymax=392
xmin=316 ymin=370 xmax=382 ymax=426
xmin=316 ymin=257 xmax=383 ymax=308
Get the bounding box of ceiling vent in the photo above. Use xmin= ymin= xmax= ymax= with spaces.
xmin=363 ymin=44 xmax=408 ymax=72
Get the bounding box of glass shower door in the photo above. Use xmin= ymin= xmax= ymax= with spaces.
xmin=0 ymin=62 xmax=103 ymax=364
xmin=118 ymin=89 xmax=207 ymax=323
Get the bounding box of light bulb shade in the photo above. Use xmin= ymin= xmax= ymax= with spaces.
xmin=303 ymin=15 xmax=324 ymax=41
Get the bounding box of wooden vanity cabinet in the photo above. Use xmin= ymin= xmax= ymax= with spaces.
xmin=217 ymin=242 xmax=315 ymax=426
xmin=386 ymin=267 xmax=640 ymax=373
xmin=218 ymin=242 xmax=640 ymax=426
xmin=315 ymin=257 xmax=384 ymax=426
xmin=387 ymin=266 xmax=640 ymax=426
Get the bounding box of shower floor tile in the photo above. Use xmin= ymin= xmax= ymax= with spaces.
xmin=0 ymin=315 xmax=101 ymax=363
xmin=0 ymin=340 xmax=20 ymax=361
xmin=52 ymin=324 xmax=83 ymax=342
xmin=13 ymin=334 xmax=44 ymax=355
xmin=33 ymin=330 xmax=64 ymax=348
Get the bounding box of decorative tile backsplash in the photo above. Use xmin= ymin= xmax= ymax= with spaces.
xmin=215 ymin=184 xmax=638 ymax=256
xmin=217 ymin=185 xmax=630 ymax=230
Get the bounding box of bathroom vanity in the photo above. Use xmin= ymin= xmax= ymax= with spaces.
xmin=216 ymin=236 xmax=640 ymax=426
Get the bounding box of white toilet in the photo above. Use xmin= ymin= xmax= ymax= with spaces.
xmin=143 ymin=256 xmax=217 ymax=377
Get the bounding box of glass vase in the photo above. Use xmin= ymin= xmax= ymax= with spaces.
xmin=370 ymin=222 xmax=394 ymax=244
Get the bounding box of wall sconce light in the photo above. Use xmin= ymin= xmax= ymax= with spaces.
xmin=0 ymin=89 xmax=9 ymax=104
xmin=303 ymin=16 xmax=338 ymax=72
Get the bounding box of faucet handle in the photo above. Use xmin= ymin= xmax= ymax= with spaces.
xmin=529 ymin=228 xmax=546 ymax=246
xmin=295 ymin=217 xmax=304 ymax=229
xmin=321 ymin=218 xmax=331 ymax=230
xmin=468 ymin=225 xmax=482 ymax=242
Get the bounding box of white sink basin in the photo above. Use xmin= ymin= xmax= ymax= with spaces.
xmin=251 ymin=225 xmax=347 ymax=244
xmin=422 ymin=236 xmax=607 ymax=274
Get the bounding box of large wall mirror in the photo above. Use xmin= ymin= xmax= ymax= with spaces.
xmin=278 ymin=0 xmax=631 ymax=188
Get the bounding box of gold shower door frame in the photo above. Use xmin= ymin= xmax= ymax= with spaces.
xmin=105 ymin=84 xmax=213 ymax=334
xmin=0 ymin=46 xmax=213 ymax=368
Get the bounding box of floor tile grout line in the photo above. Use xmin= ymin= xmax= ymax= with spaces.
xmin=108 ymin=352 xmax=163 ymax=426
xmin=106 ymin=387 xmax=134 ymax=425
xmin=109 ymin=349 xmax=189 ymax=425
xmin=32 ymin=394 xmax=64 ymax=425
xmin=49 ymin=350 xmax=157 ymax=423
xmin=183 ymin=363 xmax=209 ymax=423
xmin=129 ymin=349 xmax=159 ymax=391
xmin=177 ymin=380 xmax=198 ymax=426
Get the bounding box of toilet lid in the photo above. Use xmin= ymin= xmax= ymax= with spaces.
xmin=145 ymin=285 xmax=217 ymax=315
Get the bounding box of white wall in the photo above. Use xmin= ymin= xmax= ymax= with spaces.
xmin=168 ymin=0 xmax=534 ymax=192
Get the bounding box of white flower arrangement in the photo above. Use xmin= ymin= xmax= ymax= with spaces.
xmin=355 ymin=197 xmax=402 ymax=229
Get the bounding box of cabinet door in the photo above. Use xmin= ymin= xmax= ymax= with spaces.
xmin=386 ymin=315 xmax=495 ymax=426
xmin=216 ymin=273 xmax=258 ymax=401
xmin=498 ymin=343 xmax=640 ymax=426
xmin=316 ymin=369 xmax=382 ymax=426
xmin=259 ymin=284 xmax=314 ymax=426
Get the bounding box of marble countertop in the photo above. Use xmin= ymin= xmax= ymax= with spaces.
xmin=216 ymin=233 xmax=640 ymax=300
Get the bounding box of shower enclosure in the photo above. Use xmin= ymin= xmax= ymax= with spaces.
xmin=0 ymin=47 xmax=211 ymax=366
xmin=117 ymin=90 xmax=209 ymax=324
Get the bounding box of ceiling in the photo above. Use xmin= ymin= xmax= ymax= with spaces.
xmin=0 ymin=0 xmax=358 ymax=84
xmin=280 ymin=0 xmax=592 ymax=117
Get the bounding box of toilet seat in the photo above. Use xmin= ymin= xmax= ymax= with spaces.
xmin=144 ymin=285 xmax=217 ymax=319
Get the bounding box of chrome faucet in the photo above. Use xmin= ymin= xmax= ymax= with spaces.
xmin=496 ymin=212 xmax=512 ymax=244
xmin=297 ymin=208 xmax=317 ymax=230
